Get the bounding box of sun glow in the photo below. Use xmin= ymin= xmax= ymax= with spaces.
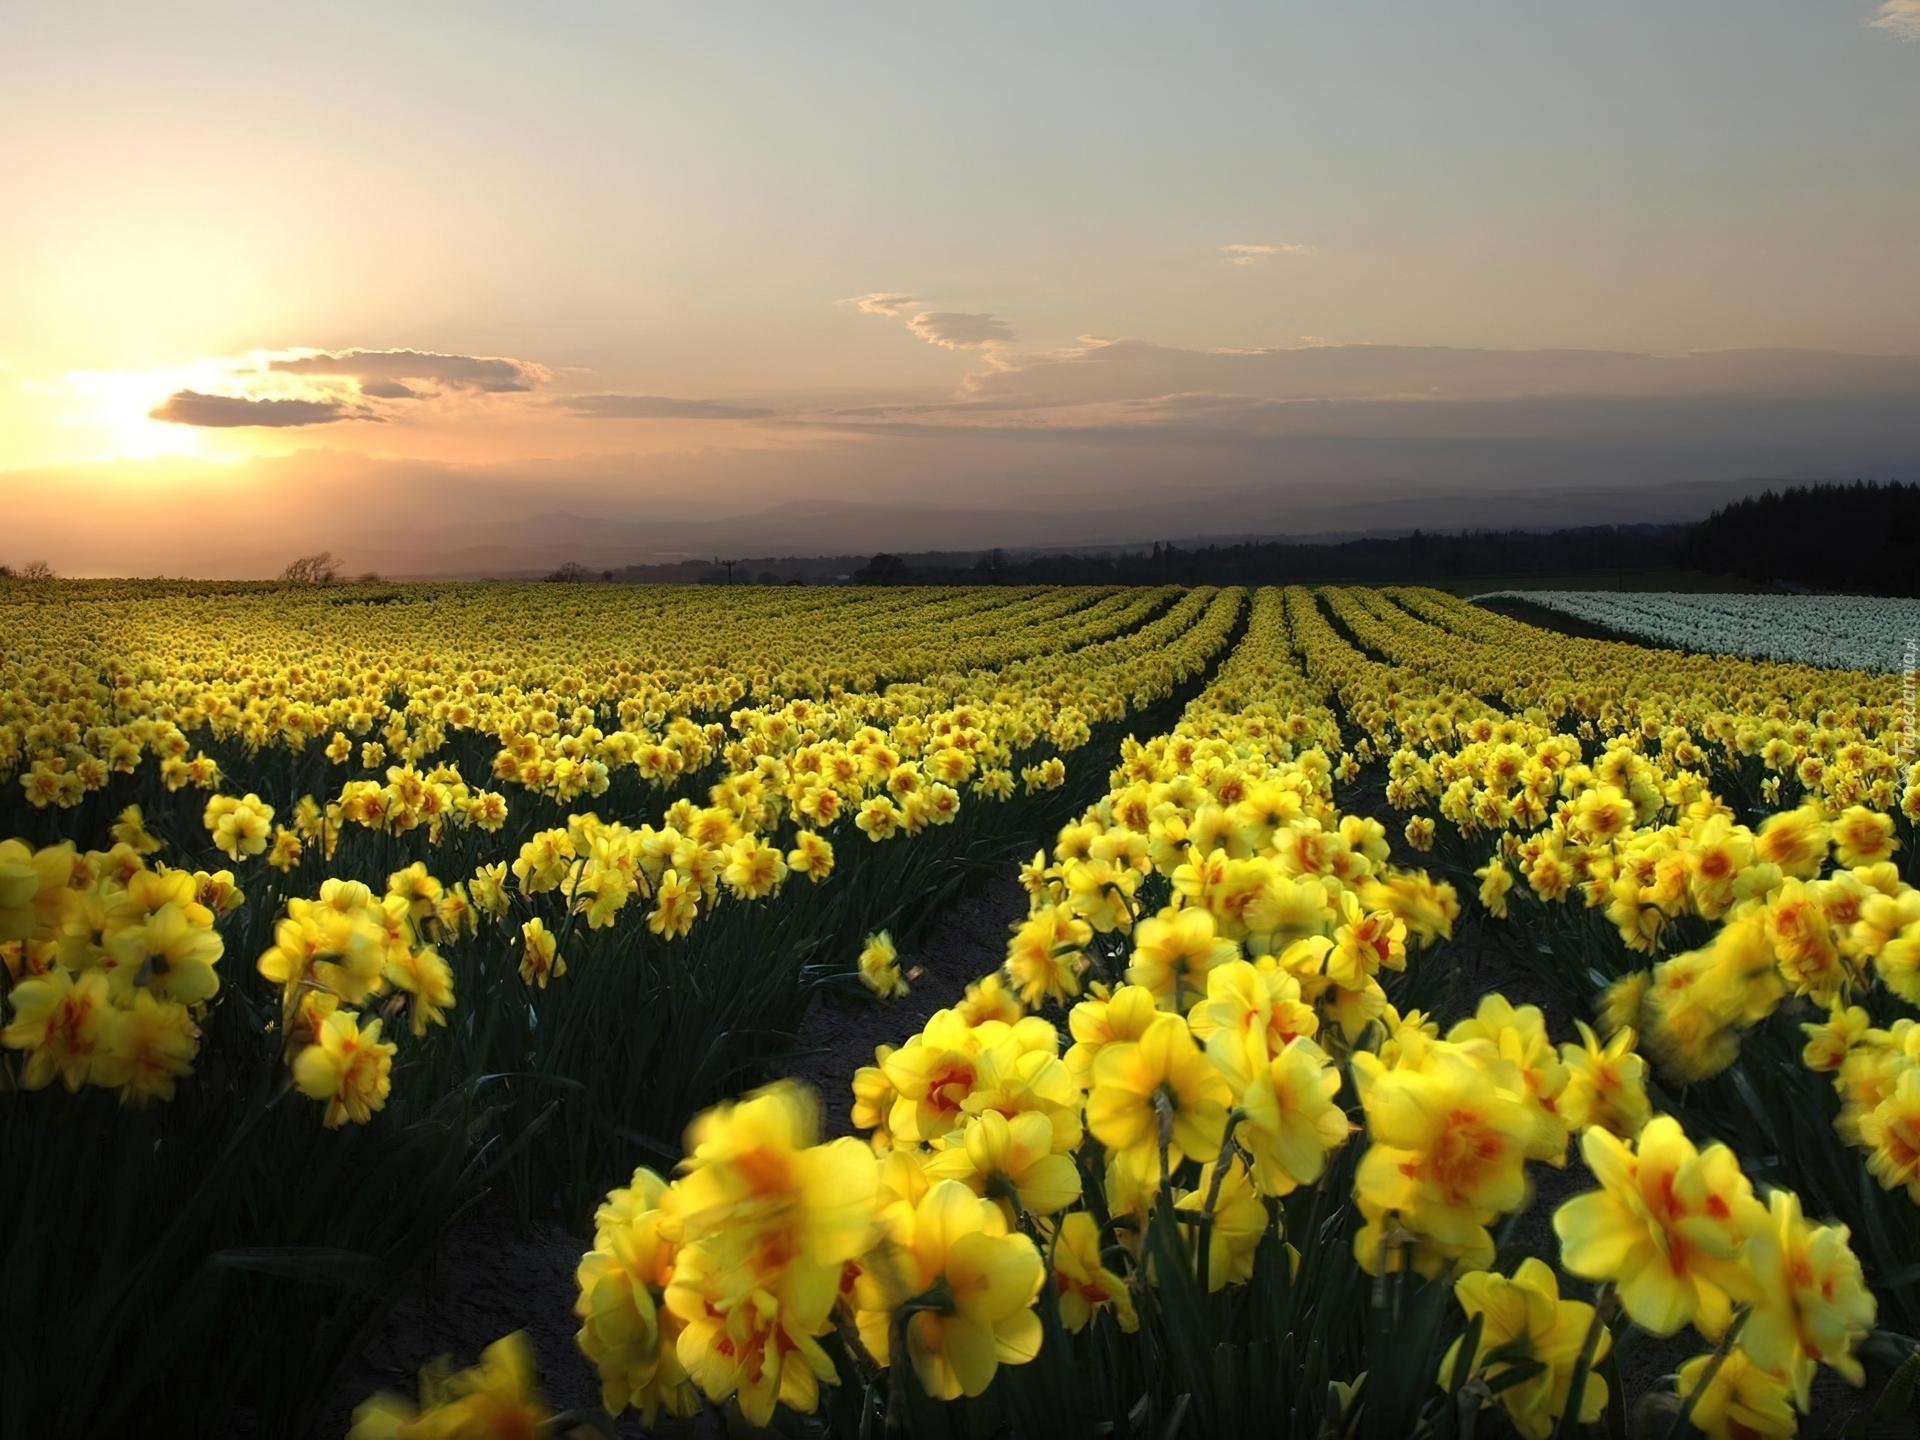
xmin=46 ymin=351 xmax=355 ymax=464
xmin=55 ymin=366 xmax=211 ymax=461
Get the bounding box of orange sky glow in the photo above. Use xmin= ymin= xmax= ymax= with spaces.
xmin=4 ymin=3 xmax=1918 ymax=575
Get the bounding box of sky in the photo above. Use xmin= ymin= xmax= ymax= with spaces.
xmin=3 ymin=1 xmax=1918 ymax=575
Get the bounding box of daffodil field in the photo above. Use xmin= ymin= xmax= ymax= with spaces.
xmin=4 ymin=578 xmax=1919 ymax=1438
xmin=1474 ymin=591 xmax=1920 ymax=674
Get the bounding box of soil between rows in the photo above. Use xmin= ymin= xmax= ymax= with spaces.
xmin=303 ymin=877 xmax=1029 ymax=1439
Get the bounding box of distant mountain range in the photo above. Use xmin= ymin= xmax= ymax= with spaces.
xmin=362 ymin=477 xmax=1777 ymax=579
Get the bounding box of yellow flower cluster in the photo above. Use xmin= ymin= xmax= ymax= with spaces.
xmin=1355 ymin=1006 xmax=1872 ymax=1435
xmin=328 ymin=761 xmax=509 ymax=846
xmin=350 ymin=1330 xmax=551 ymax=1439
xmin=349 ymin=595 xmax=1238 ymax=953
xmin=256 ymin=864 xmax=462 ymax=1126
xmin=1317 ymin=586 xmax=1905 ymax=767
xmin=1294 ymin=587 xmax=1912 ymax=852
xmin=572 ymin=1079 xmax=1043 ymax=1425
xmin=0 ymin=831 xmax=235 ymax=1104
xmin=1492 ymin=799 xmax=1918 ymax=1082
xmin=1554 ymin=1112 xmax=1874 ymax=1420
xmin=1288 ymin=585 xmax=1920 ymax=1218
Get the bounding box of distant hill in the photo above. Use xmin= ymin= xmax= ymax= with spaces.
xmin=500 ymin=482 xmax=1920 ymax=596
xmin=847 ymin=524 xmax=1697 ymax=588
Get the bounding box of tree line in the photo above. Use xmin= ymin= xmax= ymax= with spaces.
xmin=846 ymin=483 xmax=1919 ymax=596
xmin=852 ymin=524 xmax=1695 ymax=588
xmin=1679 ymin=481 xmax=1919 ymax=596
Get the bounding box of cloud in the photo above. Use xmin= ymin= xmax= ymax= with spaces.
xmin=957 ymin=338 xmax=1920 ymax=412
xmin=905 ymin=311 xmax=1015 ymax=349
xmin=148 ymin=390 xmax=367 ymax=427
xmin=847 ymin=294 xmax=1016 ymax=349
xmin=1869 ymin=0 xmax=1920 ymax=38
xmin=549 ymin=394 xmax=775 ymax=420
xmin=1222 ymin=242 xmax=1314 ymax=265
xmin=268 ymin=348 xmax=546 ymax=394
xmin=843 ymin=293 xmax=920 ymax=316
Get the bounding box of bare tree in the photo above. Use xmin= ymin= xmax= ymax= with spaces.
xmin=281 ymin=551 xmax=343 ymax=584
xmin=974 ymin=547 xmax=1011 ymax=575
xmin=546 ymin=560 xmax=593 ymax=583
xmin=19 ymin=560 xmax=55 ymax=580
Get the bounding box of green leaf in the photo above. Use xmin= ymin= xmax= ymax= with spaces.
xmin=1446 ymin=1312 xmax=1485 ymax=1395
xmin=1484 ymin=1359 xmax=1549 ymax=1397
xmin=205 ymin=1245 xmax=384 ymax=1294
xmin=1874 ymin=1263 xmax=1920 ymax=1292
xmin=1147 ymin=1197 xmax=1215 ymax=1410
xmin=1873 ymin=1345 xmax=1920 ymax=1417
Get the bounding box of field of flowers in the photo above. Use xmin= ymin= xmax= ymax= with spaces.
xmin=1477 ymin=590 xmax=1920 ymax=674
xmin=4 ymin=577 xmax=1919 ymax=1438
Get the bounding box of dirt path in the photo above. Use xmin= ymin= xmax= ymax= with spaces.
xmin=782 ymin=873 xmax=1029 ymax=1139
xmin=309 ymin=1207 xmax=625 ymax=1439
xmin=304 ymin=875 xmax=1027 ymax=1438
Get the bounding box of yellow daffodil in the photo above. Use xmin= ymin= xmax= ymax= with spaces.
xmin=1003 ymin=903 xmax=1089 ymax=1008
xmin=1187 ymin=956 xmax=1318 ymax=1060
xmin=1050 ymin=1209 xmax=1137 ymax=1333
xmin=517 ymin=917 xmax=564 ymax=987
xmin=1086 ymin=1012 xmax=1232 ymax=1189
xmin=348 ymin=1331 xmax=551 ymax=1440
xmin=924 ymin=1109 xmax=1081 ymax=1220
xmin=858 ymin=931 xmax=908 ymax=998
xmin=1671 ymin=1348 xmax=1797 ymax=1440
xmin=854 ymin=1179 xmax=1044 ymax=1401
xmin=1553 ymin=1115 xmax=1764 ymax=1338
xmin=1351 ymin=1046 xmax=1531 ymax=1273
xmin=94 ymin=990 xmax=199 ymax=1105
xmin=1743 ymin=1187 xmax=1874 ymax=1410
xmin=2 ymin=965 xmax=111 ymax=1091
xmin=1174 ymin=1155 xmax=1268 ymax=1290
xmin=293 ymin=1008 xmax=396 ymax=1128
xmin=1126 ymin=904 xmax=1238 ymax=1011
xmin=1064 ymin=983 xmax=1161 ymax=1090
xmin=1224 ymin=1031 xmax=1349 ymax=1196
xmin=1558 ymin=1020 xmax=1651 ymax=1141
xmin=1437 ymin=1258 xmax=1611 ymax=1440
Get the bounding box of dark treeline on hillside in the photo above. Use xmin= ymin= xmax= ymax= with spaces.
xmin=601 ymin=554 xmax=878 ymax=585
xmin=1681 ymin=481 xmax=1920 ymax=596
xmin=535 ymin=481 xmax=1917 ymax=594
xmin=851 ymin=524 xmax=1693 ymax=587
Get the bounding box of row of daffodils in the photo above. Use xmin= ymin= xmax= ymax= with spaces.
xmin=350 ymin=586 xmax=1913 ymax=1438
xmin=1475 ymin=590 xmax=1920 ymax=675
xmin=1 ymin=584 xmax=1241 ymax=1122
xmin=3 ymin=581 xmax=1213 ymax=813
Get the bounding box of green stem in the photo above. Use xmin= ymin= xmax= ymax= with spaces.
xmin=1154 ymin=1087 xmax=1175 ymax=1202
xmin=1552 ymin=1283 xmax=1614 ymax=1440
xmin=1193 ymin=1108 xmax=1244 ymax=1295
xmin=883 ymin=1280 xmax=954 ymax=1436
xmin=1661 ymin=1306 xmax=1749 ymax=1440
